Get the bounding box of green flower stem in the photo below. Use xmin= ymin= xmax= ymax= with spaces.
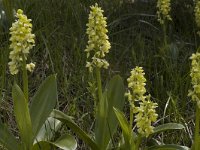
xmin=130 ymin=107 xmax=133 ymax=136
xmin=195 ymin=105 xmax=200 ymax=150
xmin=96 ymin=67 xmax=102 ymax=103
xmin=130 ymin=107 xmax=135 ymax=150
xmin=130 ymin=107 xmax=133 ymax=128
xmin=135 ymin=135 xmax=142 ymax=150
xmin=22 ymin=55 xmax=28 ymax=102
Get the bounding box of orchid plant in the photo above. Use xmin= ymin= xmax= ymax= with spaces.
xmin=0 ymin=9 xmax=77 ymax=150
xmin=51 ymin=3 xmax=125 ymax=150
xmin=114 ymin=66 xmax=188 ymax=150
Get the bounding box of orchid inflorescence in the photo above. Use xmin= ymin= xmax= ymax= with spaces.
xmin=126 ymin=66 xmax=158 ymax=137
xmin=8 ymin=9 xmax=35 ymax=75
xmin=85 ymin=3 xmax=111 ymax=72
xmin=188 ymin=52 xmax=200 ymax=108
xmin=157 ymin=0 xmax=172 ymax=24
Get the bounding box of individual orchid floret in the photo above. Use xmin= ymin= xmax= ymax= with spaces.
xmin=188 ymin=52 xmax=200 ymax=108
xmin=8 ymin=9 xmax=35 ymax=75
xmin=26 ymin=62 xmax=35 ymax=72
xmin=157 ymin=0 xmax=172 ymax=24
xmin=85 ymin=3 xmax=111 ymax=72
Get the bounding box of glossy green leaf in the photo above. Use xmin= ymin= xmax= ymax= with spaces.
xmin=34 ymin=117 xmax=62 ymax=143
xmin=0 ymin=122 xmax=20 ymax=150
xmin=53 ymin=133 xmax=77 ymax=150
xmin=95 ymin=75 xmax=125 ymax=149
xmin=51 ymin=109 xmax=99 ymax=150
xmin=113 ymin=107 xmax=131 ymax=149
xmin=32 ymin=134 xmax=77 ymax=150
xmin=147 ymin=144 xmax=190 ymax=150
xmin=12 ymin=84 xmax=33 ymax=149
xmin=32 ymin=141 xmax=52 ymax=150
xmin=153 ymin=123 xmax=185 ymax=135
xmin=30 ymin=75 xmax=57 ymax=137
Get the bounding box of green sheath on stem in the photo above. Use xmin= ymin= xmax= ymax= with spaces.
xmin=96 ymin=67 xmax=103 ymax=103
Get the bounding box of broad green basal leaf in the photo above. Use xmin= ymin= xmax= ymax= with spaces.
xmin=53 ymin=133 xmax=77 ymax=150
xmin=12 ymin=84 xmax=33 ymax=149
xmin=30 ymin=75 xmax=57 ymax=137
xmin=147 ymin=144 xmax=190 ymax=150
xmin=113 ymin=107 xmax=131 ymax=149
xmin=51 ymin=109 xmax=99 ymax=150
xmin=32 ymin=134 xmax=77 ymax=150
xmin=34 ymin=117 xmax=62 ymax=144
xmin=153 ymin=123 xmax=185 ymax=135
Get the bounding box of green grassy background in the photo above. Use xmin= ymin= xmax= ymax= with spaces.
xmin=0 ymin=0 xmax=197 ymax=148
